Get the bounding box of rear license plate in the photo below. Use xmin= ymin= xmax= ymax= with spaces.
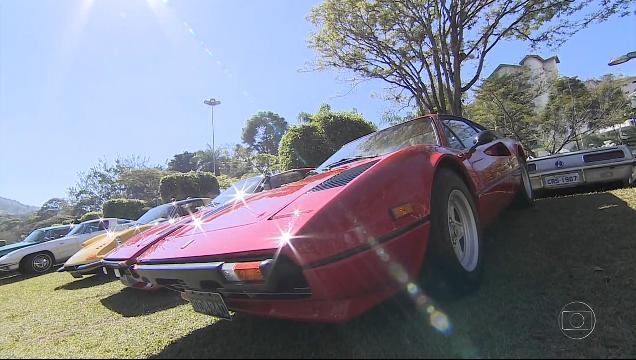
xmin=189 ymin=292 xmax=232 ymax=320
xmin=543 ymin=172 xmax=581 ymax=187
xmin=114 ymin=268 xmax=121 ymax=278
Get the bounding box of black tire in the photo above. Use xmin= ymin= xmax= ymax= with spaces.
xmin=21 ymin=253 xmax=55 ymax=274
xmin=423 ymin=168 xmax=483 ymax=295
xmin=513 ymin=156 xmax=534 ymax=208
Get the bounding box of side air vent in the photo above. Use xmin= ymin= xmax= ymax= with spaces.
xmin=310 ymin=161 xmax=378 ymax=192
xmin=583 ymin=150 xmax=625 ymax=163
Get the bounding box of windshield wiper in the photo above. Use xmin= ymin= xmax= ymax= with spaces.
xmin=324 ymin=155 xmax=379 ymax=170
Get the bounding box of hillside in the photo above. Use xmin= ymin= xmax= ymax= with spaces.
xmin=0 ymin=197 xmax=38 ymax=216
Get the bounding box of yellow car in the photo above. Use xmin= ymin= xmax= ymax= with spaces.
xmin=60 ymin=198 xmax=210 ymax=278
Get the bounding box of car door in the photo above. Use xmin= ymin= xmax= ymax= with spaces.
xmin=440 ymin=116 xmax=516 ymax=225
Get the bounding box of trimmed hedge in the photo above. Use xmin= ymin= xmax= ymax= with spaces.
xmin=159 ymin=171 xmax=220 ymax=202
xmin=278 ymin=124 xmax=332 ymax=170
xmin=102 ymin=199 xmax=147 ymax=220
xmin=79 ymin=211 xmax=102 ymax=223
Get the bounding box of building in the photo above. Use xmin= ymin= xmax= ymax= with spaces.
xmin=488 ymin=55 xmax=560 ymax=111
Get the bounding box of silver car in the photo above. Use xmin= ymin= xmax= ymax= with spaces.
xmin=527 ymin=145 xmax=636 ymax=190
xmin=0 ymin=218 xmax=133 ymax=274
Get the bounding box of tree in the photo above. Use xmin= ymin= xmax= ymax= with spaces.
xmin=68 ymin=156 xmax=148 ymax=213
xmin=159 ymin=172 xmax=220 ymax=202
xmin=466 ymin=70 xmax=538 ymax=152
xmin=308 ymin=0 xmax=633 ymax=116
xmin=537 ymin=76 xmax=629 ymax=154
xmin=311 ymin=105 xmax=376 ymax=150
xmin=102 ymin=199 xmax=147 ymax=220
xmin=279 ymin=105 xmax=376 ymax=169
xmin=118 ymin=168 xmax=168 ymax=206
xmin=279 ymin=124 xmax=332 ymax=170
xmin=241 ymin=111 xmax=289 ymax=155
xmin=168 ymin=151 xmax=198 ymax=172
xmin=34 ymin=198 xmax=69 ymax=221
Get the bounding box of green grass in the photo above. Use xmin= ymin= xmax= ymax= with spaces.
xmin=1 ymin=188 xmax=636 ymax=358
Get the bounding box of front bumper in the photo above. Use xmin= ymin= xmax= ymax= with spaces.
xmin=0 ymin=263 xmax=19 ymax=273
xmin=59 ymin=261 xmax=104 ymax=278
xmin=529 ymin=161 xmax=635 ymax=190
xmin=132 ymin=219 xmax=431 ymax=322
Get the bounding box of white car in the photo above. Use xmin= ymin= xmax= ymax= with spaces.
xmin=527 ymin=144 xmax=636 ymax=190
xmin=0 ymin=218 xmax=134 ymax=274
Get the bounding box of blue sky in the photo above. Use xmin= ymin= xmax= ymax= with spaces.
xmin=1 ymin=0 xmax=635 ymax=207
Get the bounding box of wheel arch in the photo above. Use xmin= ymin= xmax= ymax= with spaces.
xmin=433 ymin=156 xmax=480 ymax=207
xmin=19 ymin=250 xmax=57 ymax=270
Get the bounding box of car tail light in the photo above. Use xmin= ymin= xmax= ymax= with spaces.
xmin=221 ymin=261 xmax=269 ymax=282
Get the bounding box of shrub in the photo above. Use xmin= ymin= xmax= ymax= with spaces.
xmin=102 ymin=199 xmax=147 ymax=220
xmin=313 ymin=110 xmax=376 ymax=151
xmin=278 ymin=124 xmax=332 ymax=170
xmin=79 ymin=211 xmax=102 ymax=223
xmin=159 ymin=171 xmax=220 ymax=202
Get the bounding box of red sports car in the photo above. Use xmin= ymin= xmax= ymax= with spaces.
xmin=105 ymin=114 xmax=533 ymax=322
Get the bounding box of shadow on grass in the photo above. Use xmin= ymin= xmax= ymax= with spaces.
xmin=151 ymin=191 xmax=636 ymax=358
xmin=55 ymin=274 xmax=116 ymax=290
xmin=101 ymin=287 xmax=186 ymax=317
xmin=0 ymin=266 xmax=63 ymax=287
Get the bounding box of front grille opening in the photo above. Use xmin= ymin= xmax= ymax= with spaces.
xmin=583 ymin=150 xmax=624 ymax=163
xmin=199 ymin=280 xmax=223 ymax=292
xmin=527 ymin=163 xmax=537 ymax=173
xmin=267 ymin=257 xmax=309 ymax=292
xmin=156 ymin=278 xmax=186 ymax=287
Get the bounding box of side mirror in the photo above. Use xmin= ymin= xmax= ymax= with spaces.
xmin=469 ymin=130 xmax=497 ymax=154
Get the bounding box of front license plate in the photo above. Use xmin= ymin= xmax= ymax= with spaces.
xmin=113 ymin=268 xmax=121 ymax=278
xmin=543 ymin=172 xmax=581 ymax=187
xmin=189 ymin=292 xmax=232 ymax=320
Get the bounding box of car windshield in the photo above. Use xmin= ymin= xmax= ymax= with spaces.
xmin=23 ymin=229 xmax=45 ymax=243
xmin=211 ymin=176 xmax=264 ymax=206
xmin=316 ymin=118 xmax=437 ymax=172
xmin=66 ymin=223 xmax=84 ymax=236
xmin=136 ymin=204 xmax=172 ymax=225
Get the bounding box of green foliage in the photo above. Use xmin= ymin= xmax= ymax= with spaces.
xmin=537 ymin=76 xmax=629 ymax=154
xmin=167 ymin=152 xmax=198 ymax=173
xmin=67 ymin=156 xmax=150 ymax=214
xmin=466 ymin=71 xmax=538 ymax=153
xmin=278 ymin=124 xmax=332 ymax=170
xmin=241 ymin=111 xmax=289 ymax=155
xmin=102 ymin=199 xmax=147 ymax=220
xmin=79 ymin=211 xmax=102 ymax=223
xmin=35 ymin=198 xmax=69 ymax=221
xmin=159 ymin=172 xmax=220 ymax=202
xmin=216 ymin=175 xmax=240 ymax=190
xmin=118 ymin=168 xmax=168 ymax=205
xmin=311 ymin=106 xmax=376 ymax=150
xmin=279 ymin=105 xmax=376 ymax=170
xmin=308 ymin=0 xmax=630 ymax=115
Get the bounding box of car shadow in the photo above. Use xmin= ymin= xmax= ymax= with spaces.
xmin=101 ymin=287 xmax=186 ymax=317
xmin=54 ymin=274 xmax=116 ymax=290
xmin=0 ymin=267 xmax=61 ymax=287
xmin=150 ymin=191 xmax=636 ymax=358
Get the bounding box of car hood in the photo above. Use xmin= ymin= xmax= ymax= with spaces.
xmin=65 ymin=224 xmax=155 ymax=267
xmin=108 ymin=160 xmax=379 ymax=263
xmin=0 ymin=242 xmax=33 ymax=258
xmin=134 ymin=159 xmax=382 ymax=264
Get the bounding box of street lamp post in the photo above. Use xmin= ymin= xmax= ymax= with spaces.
xmin=203 ymin=98 xmax=221 ymax=175
xmin=609 ymin=51 xmax=636 ymax=66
